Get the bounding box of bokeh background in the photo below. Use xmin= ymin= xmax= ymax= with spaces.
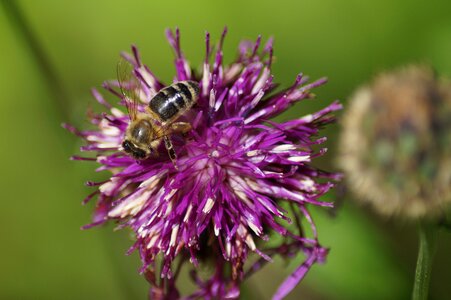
xmin=1 ymin=0 xmax=451 ymax=299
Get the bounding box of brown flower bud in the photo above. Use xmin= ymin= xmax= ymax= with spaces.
xmin=339 ymin=66 xmax=451 ymax=219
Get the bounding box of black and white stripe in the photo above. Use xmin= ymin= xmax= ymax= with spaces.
xmin=148 ymin=81 xmax=199 ymax=122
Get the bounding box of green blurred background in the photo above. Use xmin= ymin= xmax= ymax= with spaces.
xmin=1 ymin=0 xmax=451 ymax=299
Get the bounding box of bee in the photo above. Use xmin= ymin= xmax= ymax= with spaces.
xmin=117 ymin=58 xmax=199 ymax=168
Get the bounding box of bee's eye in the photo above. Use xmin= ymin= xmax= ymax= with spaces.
xmin=122 ymin=140 xmax=132 ymax=152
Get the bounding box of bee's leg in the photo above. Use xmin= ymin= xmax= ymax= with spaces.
xmin=170 ymin=122 xmax=192 ymax=135
xmin=163 ymin=135 xmax=178 ymax=170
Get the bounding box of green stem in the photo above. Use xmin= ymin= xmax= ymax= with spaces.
xmin=412 ymin=222 xmax=438 ymax=300
xmin=1 ymin=0 xmax=69 ymax=120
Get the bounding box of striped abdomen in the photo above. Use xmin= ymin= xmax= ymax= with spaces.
xmin=148 ymin=81 xmax=199 ymax=122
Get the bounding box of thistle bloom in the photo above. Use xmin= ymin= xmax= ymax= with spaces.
xmin=65 ymin=28 xmax=341 ymax=299
xmin=339 ymin=65 xmax=451 ymax=219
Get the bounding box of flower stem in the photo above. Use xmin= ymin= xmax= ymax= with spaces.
xmin=412 ymin=222 xmax=438 ymax=300
xmin=1 ymin=0 xmax=69 ymax=120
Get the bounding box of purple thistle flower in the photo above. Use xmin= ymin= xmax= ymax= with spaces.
xmin=65 ymin=28 xmax=342 ymax=299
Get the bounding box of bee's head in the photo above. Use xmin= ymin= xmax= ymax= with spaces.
xmin=122 ymin=140 xmax=149 ymax=160
xmin=122 ymin=119 xmax=154 ymax=160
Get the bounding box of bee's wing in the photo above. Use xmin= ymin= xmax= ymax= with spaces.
xmin=117 ymin=57 xmax=140 ymax=120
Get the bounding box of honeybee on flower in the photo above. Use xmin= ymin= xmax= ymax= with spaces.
xmin=65 ymin=28 xmax=341 ymax=299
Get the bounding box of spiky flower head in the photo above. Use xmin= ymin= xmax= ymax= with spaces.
xmin=65 ymin=28 xmax=341 ymax=299
xmin=339 ymin=65 xmax=451 ymax=219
